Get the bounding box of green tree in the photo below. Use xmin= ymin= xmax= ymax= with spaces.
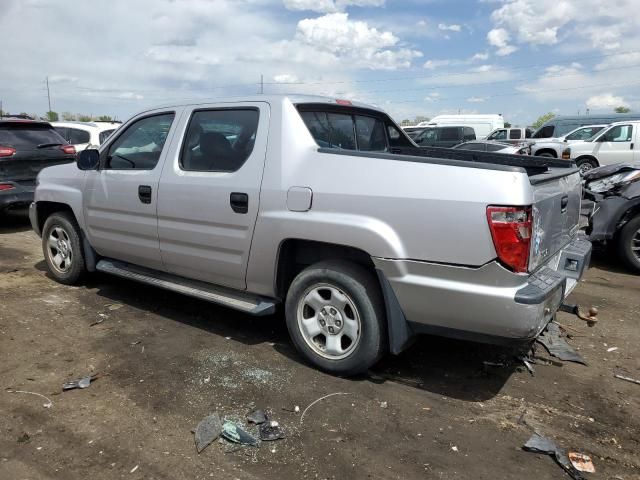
xmin=45 ymin=111 xmax=59 ymax=122
xmin=614 ymin=106 xmax=631 ymax=113
xmin=532 ymin=112 xmax=555 ymax=130
xmin=400 ymin=119 xmax=411 ymax=126
xmin=61 ymin=111 xmax=76 ymax=121
xmin=78 ymin=114 xmax=93 ymax=122
xmin=504 ymin=122 xmax=512 ymax=128
xmin=97 ymin=115 xmax=113 ymax=122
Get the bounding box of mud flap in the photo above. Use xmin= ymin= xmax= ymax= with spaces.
xmin=376 ymin=269 xmax=415 ymax=355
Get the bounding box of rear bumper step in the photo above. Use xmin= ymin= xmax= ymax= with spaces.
xmin=95 ymin=259 xmax=276 ymax=316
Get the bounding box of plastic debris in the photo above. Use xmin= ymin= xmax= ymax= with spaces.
xmin=614 ymin=373 xmax=640 ymax=385
xmin=90 ymin=314 xmax=108 ymax=327
xmin=246 ymin=409 xmax=267 ymax=425
xmin=294 ymin=406 xmax=300 ymax=413
xmin=107 ymin=303 xmax=123 ymax=311
xmin=518 ymin=356 xmax=536 ymax=376
xmin=221 ymin=422 xmax=258 ymax=446
xmin=300 ymin=392 xmax=351 ymax=424
xmin=522 ymin=433 xmax=585 ymax=480
xmin=260 ymin=420 xmax=285 ymax=441
xmin=536 ymin=323 xmax=586 ymax=365
xmin=568 ymin=452 xmax=596 ymax=473
xmin=6 ymin=389 xmax=53 ymax=408
xmin=380 ymin=401 xmax=388 ymax=409
xmin=130 ymin=465 xmax=139 ymax=473
xmin=194 ymin=414 xmax=223 ymax=453
xmin=606 ymin=347 xmax=618 ymax=352
xmin=63 ymin=374 xmax=98 ymax=391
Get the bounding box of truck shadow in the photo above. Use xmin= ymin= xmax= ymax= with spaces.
xmin=589 ymin=248 xmax=638 ymax=276
xmin=0 ymin=211 xmax=31 ymax=234
xmin=76 ymin=274 xmax=517 ymax=403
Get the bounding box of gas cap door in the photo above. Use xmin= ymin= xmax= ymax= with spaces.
xmin=287 ymin=187 xmax=313 ymax=212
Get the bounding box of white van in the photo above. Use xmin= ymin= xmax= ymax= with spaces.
xmin=420 ymin=114 xmax=504 ymax=139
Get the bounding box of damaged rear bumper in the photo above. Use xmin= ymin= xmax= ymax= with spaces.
xmin=374 ymin=235 xmax=592 ymax=354
xmin=0 ymin=183 xmax=34 ymax=213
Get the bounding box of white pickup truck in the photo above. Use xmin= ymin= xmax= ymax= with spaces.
xmin=568 ymin=121 xmax=640 ymax=173
xmin=29 ymin=95 xmax=591 ymax=375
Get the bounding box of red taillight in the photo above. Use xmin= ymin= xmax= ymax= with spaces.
xmin=336 ymin=99 xmax=353 ymax=106
xmin=0 ymin=183 xmax=15 ymax=191
xmin=61 ymin=145 xmax=76 ymax=155
xmin=486 ymin=206 xmax=532 ymax=273
xmin=0 ymin=146 xmax=16 ymax=157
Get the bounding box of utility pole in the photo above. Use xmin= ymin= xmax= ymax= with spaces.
xmin=260 ymin=74 xmax=264 ymax=94
xmin=0 ymin=99 xmax=3 ymax=119
xmin=46 ymin=76 xmax=52 ymax=114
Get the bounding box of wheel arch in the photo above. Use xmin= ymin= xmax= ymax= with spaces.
xmin=534 ymin=148 xmax=558 ymax=158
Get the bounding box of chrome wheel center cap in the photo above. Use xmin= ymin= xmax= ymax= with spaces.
xmin=318 ymin=306 xmax=343 ymax=335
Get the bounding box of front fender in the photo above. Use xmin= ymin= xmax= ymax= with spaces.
xmin=589 ymin=196 xmax=640 ymax=242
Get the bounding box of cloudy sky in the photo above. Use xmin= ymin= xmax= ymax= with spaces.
xmin=1 ymin=0 xmax=639 ymax=126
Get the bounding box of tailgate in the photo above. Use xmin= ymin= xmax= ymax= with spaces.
xmin=529 ymin=169 xmax=582 ymax=271
xmin=0 ymin=152 xmax=75 ymax=182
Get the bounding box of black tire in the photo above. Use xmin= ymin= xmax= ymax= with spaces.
xmin=618 ymin=215 xmax=640 ymax=273
xmin=284 ymin=260 xmax=386 ymax=376
xmin=576 ymin=157 xmax=598 ymax=174
xmin=537 ymin=152 xmax=555 ymax=158
xmin=42 ymin=212 xmax=86 ymax=285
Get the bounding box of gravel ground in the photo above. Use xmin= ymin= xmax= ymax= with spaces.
xmin=1 ymin=215 xmax=639 ymax=480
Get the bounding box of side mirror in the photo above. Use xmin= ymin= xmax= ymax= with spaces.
xmin=77 ymin=149 xmax=100 ymax=170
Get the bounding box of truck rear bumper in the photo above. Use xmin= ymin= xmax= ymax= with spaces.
xmin=374 ymin=235 xmax=592 ymax=344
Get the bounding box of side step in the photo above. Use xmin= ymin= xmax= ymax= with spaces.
xmin=95 ymin=259 xmax=277 ymax=316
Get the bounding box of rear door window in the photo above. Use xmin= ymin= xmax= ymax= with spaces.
xmin=0 ymin=124 xmax=66 ymax=149
xmin=439 ymin=127 xmax=461 ymax=142
xmin=509 ymin=129 xmax=522 ymax=139
xmin=326 ymin=113 xmax=356 ymax=150
xmin=533 ymin=125 xmax=555 ymax=138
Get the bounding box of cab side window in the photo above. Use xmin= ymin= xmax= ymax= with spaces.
xmin=105 ymin=113 xmax=175 ymax=170
xmin=180 ymin=109 xmax=259 ymax=172
xmin=488 ymin=129 xmax=507 ymax=140
xmin=509 ymin=129 xmax=522 ymax=139
xmin=602 ymin=125 xmax=633 ymax=142
xmin=68 ymin=128 xmax=90 ymax=144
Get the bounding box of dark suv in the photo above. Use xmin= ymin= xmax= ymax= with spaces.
xmin=0 ymin=120 xmax=76 ymax=214
xmin=412 ymin=126 xmax=476 ymax=148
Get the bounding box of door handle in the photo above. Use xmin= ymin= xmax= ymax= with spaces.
xmin=560 ymin=195 xmax=569 ymax=213
xmin=230 ymin=192 xmax=249 ymax=214
xmin=138 ymin=185 xmax=152 ymax=204
xmin=631 ymin=143 xmax=634 ymax=150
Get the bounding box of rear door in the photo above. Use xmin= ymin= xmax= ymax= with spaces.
xmin=83 ymin=111 xmax=179 ymax=270
xmin=593 ymin=124 xmax=635 ymax=166
xmin=157 ymin=102 xmax=269 ymax=290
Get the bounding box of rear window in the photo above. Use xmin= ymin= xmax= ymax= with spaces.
xmin=0 ymin=124 xmax=66 ymax=149
xmin=68 ymin=128 xmax=90 ymax=144
xmin=99 ymin=129 xmax=115 ymax=144
xmin=300 ymin=111 xmax=389 ymax=151
xmin=533 ymin=125 xmax=555 ymax=138
xmin=509 ymin=129 xmax=522 ymax=139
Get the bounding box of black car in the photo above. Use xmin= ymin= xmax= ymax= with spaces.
xmin=412 ymin=126 xmax=476 ymax=148
xmin=0 ymin=120 xmax=76 ymax=214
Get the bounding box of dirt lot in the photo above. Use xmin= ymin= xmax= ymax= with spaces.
xmin=1 ymin=214 xmax=639 ymax=480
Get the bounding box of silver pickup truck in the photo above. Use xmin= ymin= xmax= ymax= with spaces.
xmin=29 ymin=95 xmax=591 ymax=375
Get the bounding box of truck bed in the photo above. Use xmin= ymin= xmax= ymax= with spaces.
xmin=393 ymin=146 xmax=576 ymax=178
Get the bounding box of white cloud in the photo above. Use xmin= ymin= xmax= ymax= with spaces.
xmin=117 ymin=92 xmax=144 ymax=100
xmin=487 ymin=28 xmax=517 ymax=56
xmin=586 ymin=93 xmax=628 ymax=110
xmin=471 ymin=52 xmax=489 ymax=61
xmin=424 ymin=92 xmax=440 ymax=102
xmin=273 ymin=74 xmax=300 ymax=83
xmin=488 ymin=0 xmax=640 ymax=53
xmin=283 ymin=0 xmax=385 ymax=13
xmin=438 ymin=23 xmax=461 ymax=32
xmin=295 ymin=13 xmax=422 ymax=70
xmin=467 ymin=96 xmax=487 ymax=103
xmin=423 ymin=59 xmax=451 ymax=70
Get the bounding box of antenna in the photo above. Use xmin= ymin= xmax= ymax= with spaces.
xmin=46 ymin=76 xmax=52 ymax=114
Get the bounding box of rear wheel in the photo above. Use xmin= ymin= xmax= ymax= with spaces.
xmin=618 ymin=215 xmax=640 ymax=273
xmin=42 ymin=212 xmax=86 ymax=284
xmin=537 ymin=152 xmax=555 ymax=158
xmin=285 ymin=261 xmax=386 ymax=375
xmin=576 ymin=157 xmax=598 ymax=174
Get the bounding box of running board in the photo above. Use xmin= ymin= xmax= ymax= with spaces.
xmin=95 ymin=259 xmax=276 ymax=316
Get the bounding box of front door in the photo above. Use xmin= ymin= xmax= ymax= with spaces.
xmin=84 ymin=111 xmax=179 ymax=270
xmin=157 ymin=103 xmax=269 ymax=290
xmin=594 ymin=124 xmax=635 ymax=166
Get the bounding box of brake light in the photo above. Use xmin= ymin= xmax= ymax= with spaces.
xmin=0 ymin=183 xmax=15 ymax=191
xmin=562 ymin=148 xmax=571 ymax=160
xmin=0 ymin=146 xmax=16 ymax=157
xmin=336 ymin=99 xmax=353 ymax=106
xmin=486 ymin=206 xmax=532 ymax=273
xmin=61 ymin=145 xmax=76 ymax=155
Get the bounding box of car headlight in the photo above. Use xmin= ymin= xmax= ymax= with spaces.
xmin=586 ymin=171 xmax=640 ymax=193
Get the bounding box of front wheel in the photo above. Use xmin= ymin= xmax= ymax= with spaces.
xmin=42 ymin=212 xmax=86 ymax=285
xmin=285 ymin=261 xmax=386 ymax=375
xmin=618 ymin=215 xmax=640 ymax=273
xmin=576 ymin=157 xmax=598 ymax=174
